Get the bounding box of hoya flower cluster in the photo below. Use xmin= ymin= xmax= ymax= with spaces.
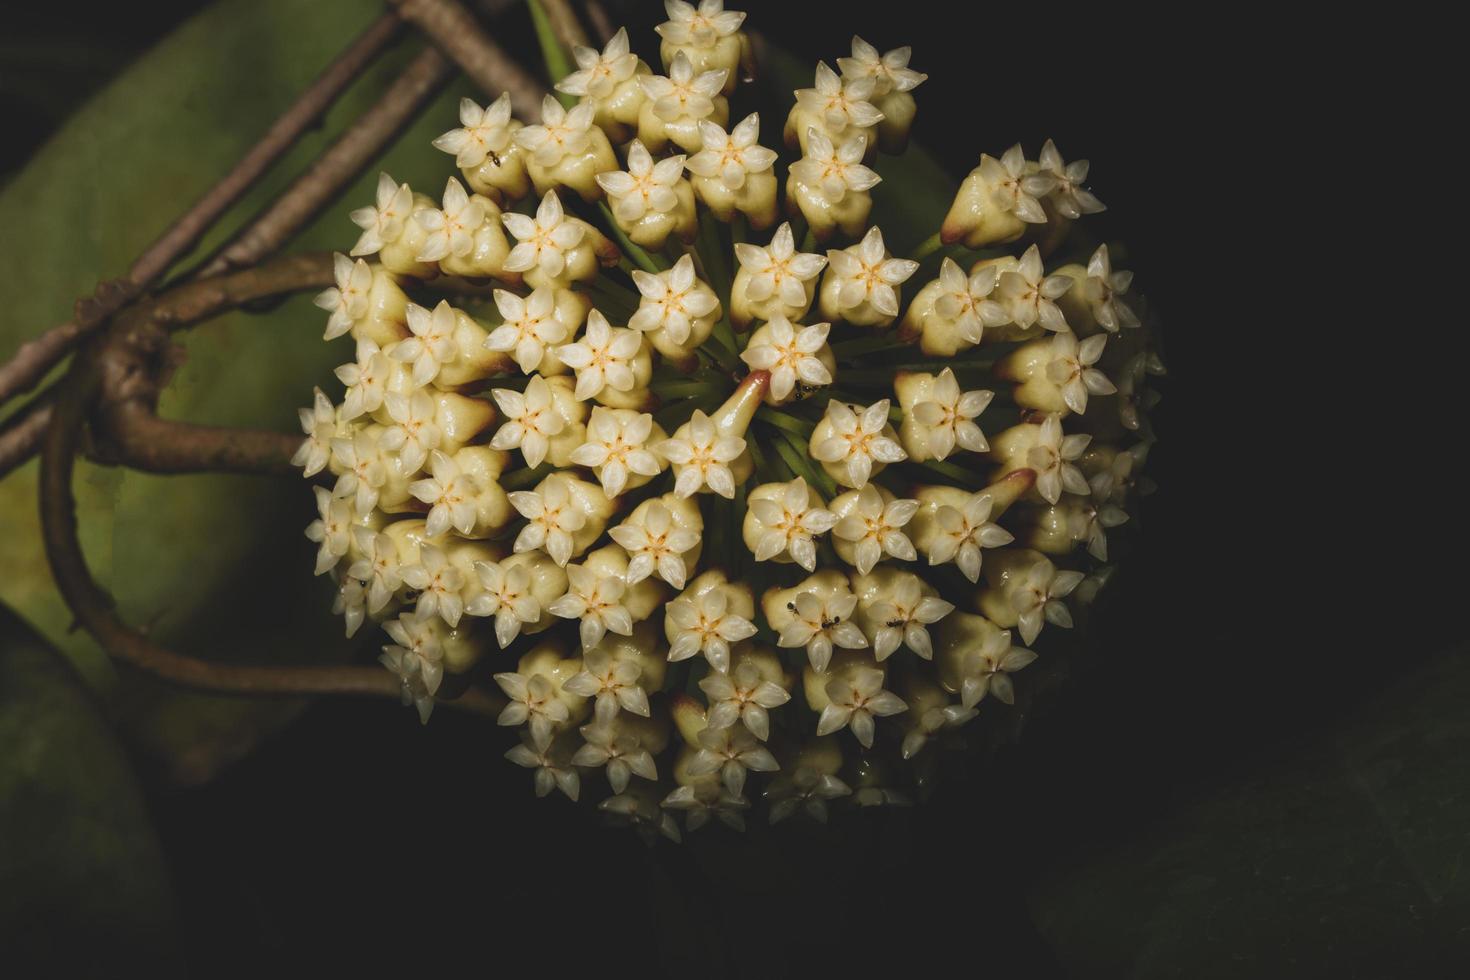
xmin=295 ymin=0 xmax=1160 ymax=840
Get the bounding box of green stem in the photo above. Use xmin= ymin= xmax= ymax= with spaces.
xmin=526 ymin=0 xmax=575 ymax=99
xmin=599 ymin=202 xmax=666 ymax=275
xmin=907 ymin=456 xmax=984 ymax=489
xmin=772 ymin=430 xmax=836 ymax=498
xmin=756 ymin=406 xmax=814 ymax=438
xmin=910 ymin=231 xmax=945 ymax=263
xmin=502 ymin=462 xmax=553 ymax=490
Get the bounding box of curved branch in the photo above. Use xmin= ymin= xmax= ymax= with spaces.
xmin=0 ymin=397 xmax=52 ymax=479
xmin=391 ymin=0 xmax=550 ymax=117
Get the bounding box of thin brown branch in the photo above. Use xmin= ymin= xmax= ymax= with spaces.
xmin=540 ymin=0 xmax=592 ymax=48
xmin=0 ymin=14 xmax=404 ymax=411
xmin=582 ymin=0 xmax=615 ymax=45
xmin=196 ymin=44 xmax=455 ymax=278
xmin=390 ymin=0 xmax=549 ymax=118
xmin=0 ymin=397 xmax=52 ymax=479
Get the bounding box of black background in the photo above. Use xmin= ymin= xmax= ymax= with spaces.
xmin=4 ymin=2 xmax=1437 ymax=977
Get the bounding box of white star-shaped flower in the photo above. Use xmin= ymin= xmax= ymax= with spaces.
xmin=505 ymin=733 xmax=580 ymax=801
xmin=746 ymin=477 xmax=836 ymax=571
xmin=837 ymin=36 xmax=927 ymax=97
xmin=999 ymin=245 xmax=1074 ymax=333
xmin=1038 ymin=138 xmax=1105 ymax=219
xmin=979 ymin=143 xmax=1055 ymax=225
xmin=502 ymin=191 xmax=585 ymax=280
xmin=562 ymin=648 xmax=651 ymax=724
xmin=685 ymin=112 xmax=777 ymax=191
xmin=408 ymin=449 xmax=480 ymax=537
xmin=1082 ymin=244 xmax=1139 ymax=331
xmin=628 ymin=253 xmax=719 ymax=345
xmin=824 ymin=225 xmax=916 ymax=318
xmin=380 ymin=389 xmax=442 ymax=474
xmin=513 ymin=94 xmax=596 ymax=169
xmin=794 ymin=61 xmax=884 ymax=138
xmin=734 ymin=221 xmax=827 ymax=309
xmin=568 ymin=407 xmax=662 ymax=499
xmin=925 ymin=490 xmax=1014 ymax=583
xmin=490 ymin=374 xmax=566 ymax=469
xmin=656 ymin=0 xmax=745 ymax=48
xmin=382 ymin=614 xmax=445 ymax=697
xmin=556 ymin=27 xmax=638 ymax=100
xmin=313 ymin=253 xmax=372 ymax=340
xmin=657 ymin=408 xmax=744 ymax=498
xmin=778 ymin=588 xmax=867 ymax=673
xmin=1029 ymin=414 xmax=1092 ymax=504
xmin=1045 ymin=331 xmax=1116 ymax=415
xmin=810 ymin=399 xmax=906 ymax=489
xmin=952 ymin=627 xmax=1037 ymax=708
xmin=465 ymin=559 xmax=541 ymax=648
xmin=767 ymin=764 xmax=851 ymax=824
xmin=292 ymin=386 xmax=338 ymax=477
xmin=508 ymin=478 xmax=588 ymax=567
xmin=909 ymin=367 xmax=993 ymax=459
xmin=349 ymin=172 xmax=413 ymax=257
xmin=494 ymin=671 xmax=572 ymax=749
xmin=699 ymin=661 xmax=790 ymax=740
xmin=1010 ymin=561 xmax=1084 ymax=645
xmin=608 ymin=498 xmax=700 ymax=588
xmin=1070 ymin=496 xmax=1130 ymax=561
xmin=863 ymin=573 xmax=953 ymax=661
xmin=640 ymin=51 xmax=726 ymax=125
xmin=662 ymin=782 xmax=750 ymax=833
xmin=329 ymin=428 xmax=386 ymax=517
xmin=333 ymin=337 xmax=391 ymax=420
xmin=688 ymin=725 xmax=778 ymax=797
xmin=347 ymin=527 xmax=401 ymax=615
xmin=596 ymin=140 xmax=686 ymax=224
xmin=331 ymin=575 xmax=367 ymax=638
xmin=665 ymin=584 xmax=757 ymax=672
xmin=932 ymin=257 xmax=1010 ymax=346
xmin=414 ymin=177 xmax=485 ymax=263
xmin=831 ymin=484 xmax=918 ymax=574
xmin=571 ymin=720 xmax=658 ymax=793
xmin=379 ymin=646 xmax=435 ymax=723
xmin=393 ymin=299 xmax=461 ymax=387
xmin=432 ymin=93 xmax=516 ymax=169
xmin=547 ymin=562 xmax=633 ymax=651
xmin=738 ymin=315 xmax=831 ymax=402
xmin=789 ymin=128 xmax=879 ymax=204
xmin=484 ymin=286 xmax=571 ymax=375
xmin=554 ymin=309 xmax=644 ymax=401
xmin=399 ymin=544 xmax=465 ymax=627
xmin=815 ymin=666 xmax=906 ymax=748
xmin=304 ymin=486 xmax=352 ymax=575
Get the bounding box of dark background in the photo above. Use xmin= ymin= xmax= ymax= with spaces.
xmin=3 ymin=2 xmax=1449 ymax=977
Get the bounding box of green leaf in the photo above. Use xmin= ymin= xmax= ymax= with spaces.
xmin=0 ymin=602 xmax=183 ymax=974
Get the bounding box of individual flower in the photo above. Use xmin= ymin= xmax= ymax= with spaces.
xmin=628 ymin=254 xmax=720 ymax=347
xmin=502 ymin=191 xmax=585 ymax=282
xmin=329 ymin=429 xmax=387 ymax=517
xmin=1038 ymin=138 xmax=1105 ymax=220
xmin=766 ymin=764 xmax=851 ymax=825
xmin=347 ymin=527 xmax=401 ymax=615
xmin=1044 ymin=331 xmax=1116 ymax=415
xmin=554 ymin=309 xmax=645 ymax=402
xmin=1069 ymin=496 xmax=1130 ymax=561
xmin=744 ymin=477 xmax=836 ymax=571
xmin=854 ymin=569 xmax=954 ymax=661
xmin=699 ymin=659 xmax=790 ymax=740
xmin=638 ymin=51 xmax=728 ymax=152
xmin=980 ymin=143 xmax=1055 ymax=225
xmin=815 ymin=666 xmax=906 ymax=748
xmin=399 ymin=544 xmax=465 ymax=627
xmin=380 ymin=389 xmax=442 ymax=473
xmin=998 ymin=245 xmax=1073 ymax=332
xmin=1028 ymin=414 xmax=1093 ymax=504
xmin=505 ymin=734 xmax=580 ymax=801
xmin=548 ymin=561 xmax=633 ymax=651
xmin=382 ymin=614 xmax=446 ymax=697
xmin=490 ymin=374 xmax=566 ymax=469
xmin=685 ymin=111 xmax=777 ymax=191
xmin=904 ymin=367 xmax=993 ymax=460
xmin=568 ymin=407 xmax=663 ymax=499
xmin=379 ymin=647 xmax=435 ymax=724
xmin=509 ymin=478 xmax=588 ymax=567
xmin=608 ymin=498 xmax=701 ymax=589
xmin=556 ymin=27 xmax=639 ymax=100
xmin=594 ymin=139 xmax=689 ymax=230
xmin=571 ymin=720 xmax=659 ymax=793
xmin=738 ymin=315 xmax=831 ymax=403
xmin=414 ymin=177 xmax=485 ymax=263
xmin=656 ymin=0 xmax=746 ymax=49
xmin=730 ymin=221 xmax=827 ymax=327
xmin=913 ymin=488 xmax=1015 ymax=582
xmin=484 ymin=287 xmax=571 ymax=375
xmin=837 ymin=36 xmax=927 ymax=98
xmin=304 ymin=486 xmax=352 ymax=575
xmin=662 ymin=781 xmax=750 ymax=833
xmin=407 ymin=449 xmax=481 ymax=537
xmin=789 ymin=62 xmax=883 ymax=150
xmin=937 ymin=615 xmax=1038 ymax=709
xmin=1008 ymin=559 xmax=1084 ymax=645
xmin=830 ymin=484 xmax=918 ymax=574
xmin=787 ymin=129 xmax=879 ymax=239
xmin=657 ymin=408 xmax=744 ymax=498
xmin=392 ymin=300 xmax=460 ymax=387
xmin=688 ymin=725 xmax=778 ymax=797
xmin=914 ymin=257 xmax=1010 ymax=349
xmin=513 ymin=94 xmax=596 ymax=169
xmin=314 ymin=253 xmax=373 ymax=341
xmin=810 ymin=399 xmax=906 ymax=489
xmin=563 ymin=647 xmax=652 ymax=724
xmin=349 ymin=172 xmax=413 ymax=257
xmin=494 ymin=672 xmax=572 ymax=750
xmin=333 ymin=337 xmax=392 ymax=421
xmin=665 ymin=580 xmax=758 ymax=672
xmin=433 ymin=94 xmax=515 ymax=168
xmin=899 ymin=684 xmax=977 ymax=760
xmin=818 ymin=225 xmax=916 ymax=326
xmin=466 ymin=559 xmax=542 ymax=648
xmin=775 ymin=585 xmax=867 ymax=673
xmin=1080 ymin=244 xmax=1139 ymax=332
xmin=331 ymin=576 xmax=368 ymax=638
xmin=600 ymin=790 xmax=682 ymax=843
xmin=292 ymin=387 xmax=338 ymax=477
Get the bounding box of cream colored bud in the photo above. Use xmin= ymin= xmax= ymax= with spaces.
xmin=462 ymin=137 xmax=532 ymax=203
xmin=436 ymin=193 xmax=519 ymax=283
xmin=539 ymin=374 xmax=591 ymax=467
xmin=351 ymin=266 xmax=411 ymax=349
xmin=872 ymin=89 xmax=917 ymax=155
xmin=444 ymin=446 xmax=514 ymax=535
xmin=378 ymin=191 xmax=439 ymax=278
xmin=431 ymin=308 xmax=515 ymax=390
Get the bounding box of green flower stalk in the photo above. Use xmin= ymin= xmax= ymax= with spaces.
xmin=292 ymin=0 xmax=1161 ymax=840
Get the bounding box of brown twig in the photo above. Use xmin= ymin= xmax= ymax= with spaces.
xmin=582 ymin=0 xmax=615 ymax=45
xmin=390 ymin=0 xmax=549 ymax=118
xmin=196 ymin=44 xmax=455 ymax=278
xmin=540 ymin=0 xmax=592 ymax=48
xmin=0 ymin=13 xmax=405 ymax=412
xmin=0 ymin=397 xmax=53 ymax=479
